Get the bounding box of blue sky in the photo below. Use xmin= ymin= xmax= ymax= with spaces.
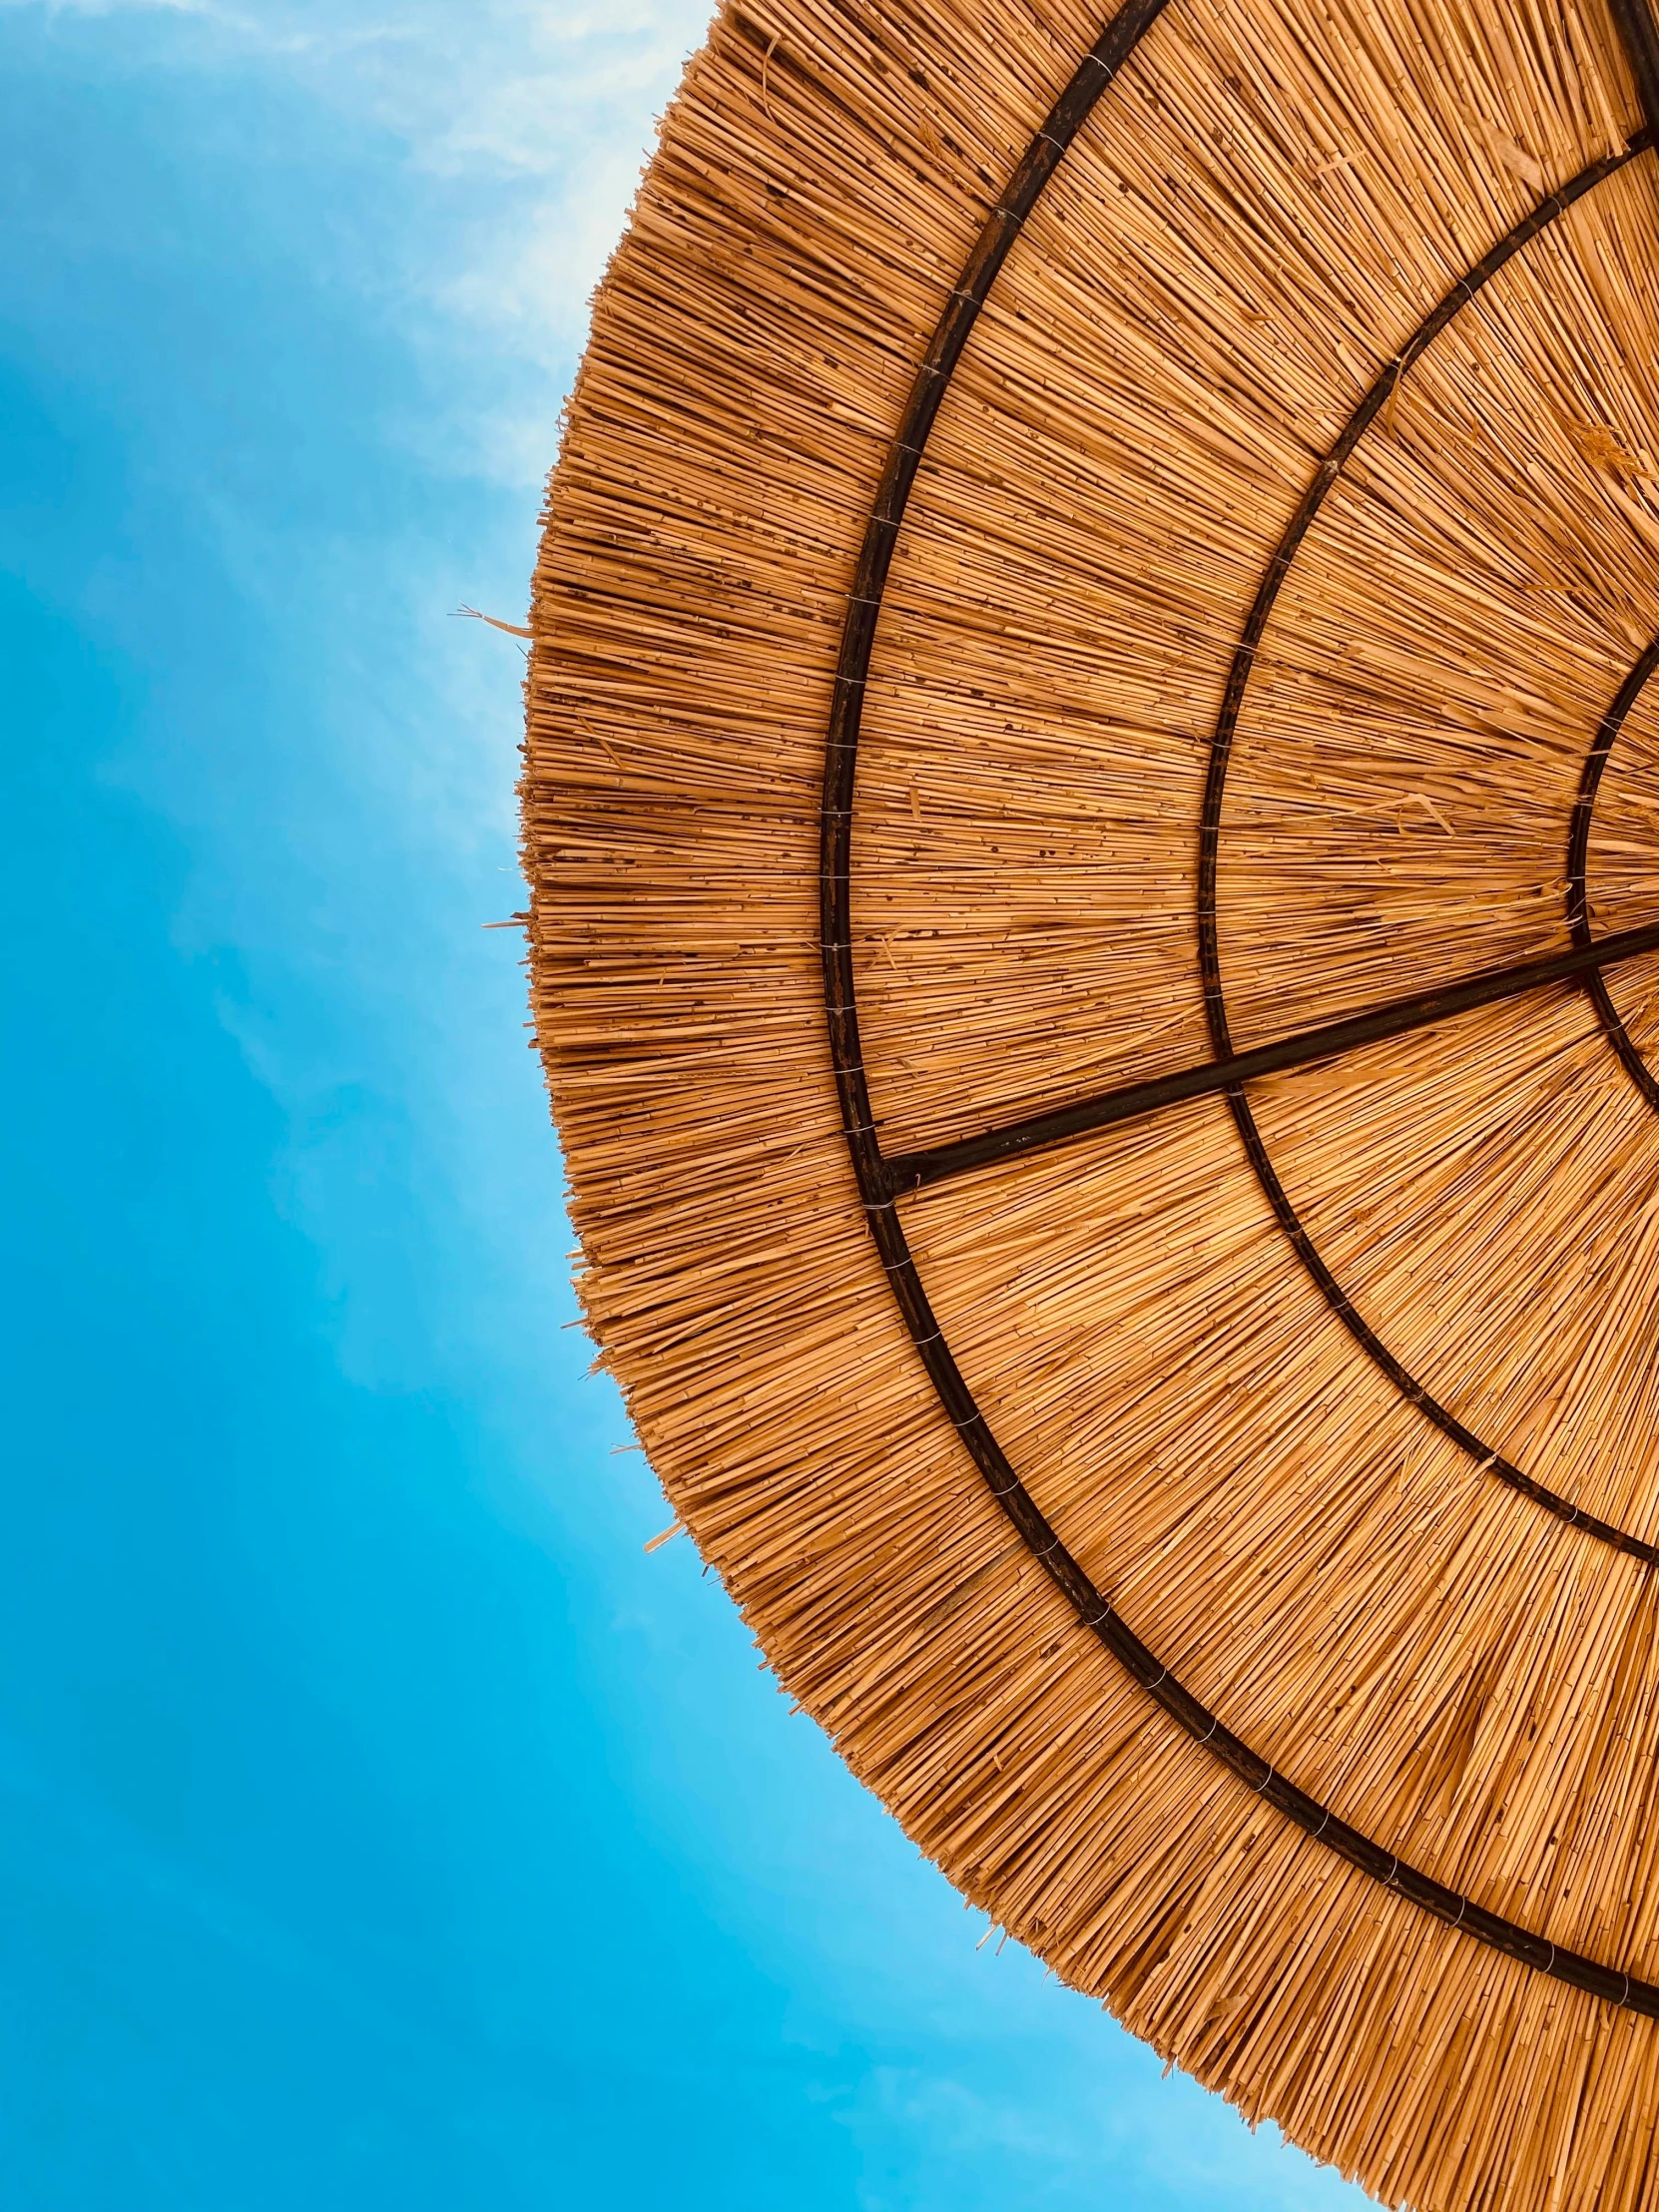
xmin=0 ymin=5 xmax=1372 ymax=2205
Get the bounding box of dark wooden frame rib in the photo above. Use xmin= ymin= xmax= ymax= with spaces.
xmin=1567 ymin=639 xmax=1659 ymax=1111
xmin=820 ymin=0 xmax=1659 ymax=2014
xmin=882 ymin=916 xmax=1659 ymax=1189
xmin=1612 ymin=0 xmax=1659 ymax=119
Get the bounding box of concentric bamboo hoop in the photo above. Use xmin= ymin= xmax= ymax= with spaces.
xmin=524 ymin=0 xmax=1659 ymax=2200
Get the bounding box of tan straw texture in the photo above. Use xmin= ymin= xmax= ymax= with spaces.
xmin=523 ymin=0 xmax=1659 ymax=2200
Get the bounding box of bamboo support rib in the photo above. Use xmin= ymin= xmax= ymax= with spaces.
xmin=1568 ymin=639 xmax=1659 ymax=1108
xmin=882 ymin=911 xmax=1659 ymax=1191
xmin=1610 ymin=0 xmax=1659 ymax=118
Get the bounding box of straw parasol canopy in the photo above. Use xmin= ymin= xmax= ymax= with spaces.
xmin=522 ymin=0 xmax=1659 ymax=2200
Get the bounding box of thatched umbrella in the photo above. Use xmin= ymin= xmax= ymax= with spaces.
xmin=522 ymin=0 xmax=1659 ymax=2200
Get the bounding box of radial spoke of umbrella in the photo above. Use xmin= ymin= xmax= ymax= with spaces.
xmin=1612 ymin=0 xmax=1659 ymax=124
xmin=878 ymin=917 xmax=1659 ymax=1194
xmin=1565 ymin=639 xmax=1659 ymax=1113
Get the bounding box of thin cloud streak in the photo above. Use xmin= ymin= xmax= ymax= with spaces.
xmin=14 ymin=0 xmax=713 ymax=481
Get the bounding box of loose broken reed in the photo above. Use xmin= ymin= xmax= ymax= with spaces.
xmin=524 ymin=0 xmax=1659 ymax=2203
